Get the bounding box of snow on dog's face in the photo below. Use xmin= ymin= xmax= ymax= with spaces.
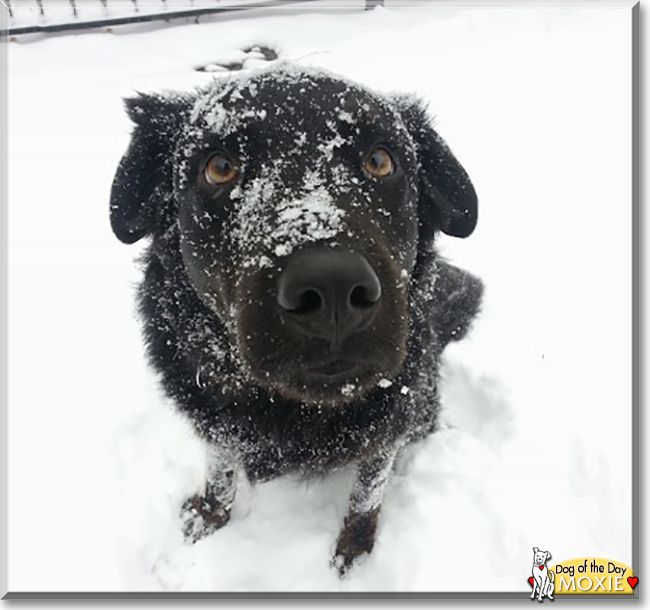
xmin=110 ymin=65 xmax=478 ymax=405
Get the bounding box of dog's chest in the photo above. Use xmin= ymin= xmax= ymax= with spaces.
xmin=223 ymin=391 xmax=426 ymax=480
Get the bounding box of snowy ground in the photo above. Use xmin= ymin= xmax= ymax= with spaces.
xmin=6 ymin=4 xmax=633 ymax=594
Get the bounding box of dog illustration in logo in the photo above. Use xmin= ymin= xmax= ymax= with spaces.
xmin=530 ymin=547 xmax=555 ymax=601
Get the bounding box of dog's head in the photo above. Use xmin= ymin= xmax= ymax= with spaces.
xmin=533 ymin=547 xmax=551 ymax=567
xmin=111 ymin=65 xmax=477 ymax=405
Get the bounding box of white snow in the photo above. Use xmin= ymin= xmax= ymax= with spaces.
xmin=6 ymin=3 xmax=633 ymax=595
xmin=230 ymin=163 xmax=346 ymax=265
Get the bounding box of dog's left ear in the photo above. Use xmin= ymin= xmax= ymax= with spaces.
xmin=394 ymin=96 xmax=478 ymax=242
xmin=546 ymin=552 xmax=552 ymax=561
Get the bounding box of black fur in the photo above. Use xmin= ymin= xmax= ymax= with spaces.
xmin=110 ymin=65 xmax=483 ymax=572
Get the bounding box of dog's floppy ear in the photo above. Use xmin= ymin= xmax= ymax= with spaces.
xmin=395 ymin=95 xmax=478 ymax=242
xmin=546 ymin=551 xmax=551 ymax=561
xmin=110 ymin=92 xmax=188 ymax=244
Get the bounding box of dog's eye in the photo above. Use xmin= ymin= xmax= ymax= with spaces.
xmin=363 ymin=147 xmax=394 ymax=178
xmin=204 ymin=154 xmax=239 ymax=185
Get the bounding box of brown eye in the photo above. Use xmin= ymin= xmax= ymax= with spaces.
xmin=363 ymin=147 xmax=394 ymax=178
xmin=204 ymin=153 xmax=239 ymax=185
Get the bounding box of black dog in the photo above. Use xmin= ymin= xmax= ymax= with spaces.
xmin=110 ymin=64 xmax=483 ymax=574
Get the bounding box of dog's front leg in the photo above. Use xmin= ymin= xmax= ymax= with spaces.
xmin=332 ymin=448 xmax=397 ymax=576
xmin=538 ymin=576 xmax=547 ymax=602
xmin=181 ymin=446 xmax=238 ymax=543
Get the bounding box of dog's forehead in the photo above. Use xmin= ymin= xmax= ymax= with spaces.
xmin=188 ymin=68 xmax=400 ymax=139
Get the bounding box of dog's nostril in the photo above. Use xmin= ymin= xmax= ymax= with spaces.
xmin=296 ymin=289 xmax=322 ymax=314
xmin=350 ymin=284 xmax=380 ymax=309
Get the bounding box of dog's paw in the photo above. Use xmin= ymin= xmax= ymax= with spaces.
xmin=180 ymin=492 xmax=231 ymax=543
xmin=331 ymin=551 xmax=357 ymax=578
xmin=331 ymin=508 xmax=379 ymax=577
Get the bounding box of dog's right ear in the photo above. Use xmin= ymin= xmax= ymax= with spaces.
xmin=110 ymin=92 xmax=188 ymax=244
xmin=533 ymin=547 xmax=539 ymax=553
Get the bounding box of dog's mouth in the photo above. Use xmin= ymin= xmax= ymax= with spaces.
xmin=293 ymin=355 xmax=370 ymax=393
xmin=306 ymin=359 xmax=361 ymax=379
xmin=262 ymin=355 xmax=384 ymax=404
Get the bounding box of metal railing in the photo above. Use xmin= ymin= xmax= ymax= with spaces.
xmin=2 ymin=0 xmax=374 ymax=38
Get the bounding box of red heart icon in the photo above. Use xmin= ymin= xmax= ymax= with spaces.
xmin=539 ymin=566 xmax=544 ymax=570
xmin=528 ymin=577 xmax=534 ymax=587
xmin=628 ymin=576 xmax=638 ymax=589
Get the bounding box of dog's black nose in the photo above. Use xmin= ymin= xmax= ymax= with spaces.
xmin=277 ymin=250 xmax=381 ymax=345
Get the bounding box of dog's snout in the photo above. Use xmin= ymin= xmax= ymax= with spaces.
xmin=277 ymin=250 xmax=381 ymax=344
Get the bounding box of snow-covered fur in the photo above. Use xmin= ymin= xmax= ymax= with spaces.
xmin=110 ymin=64 xmax=483 ymax=574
